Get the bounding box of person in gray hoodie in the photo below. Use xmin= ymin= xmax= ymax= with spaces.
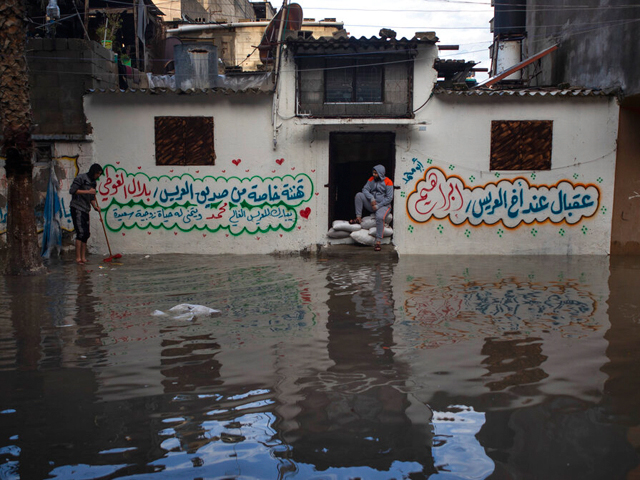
xmin=351 ymin=164 xmax=393 ymax=251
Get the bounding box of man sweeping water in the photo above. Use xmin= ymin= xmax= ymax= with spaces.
xmin=69 ymin=163 xmax=103 ymax=264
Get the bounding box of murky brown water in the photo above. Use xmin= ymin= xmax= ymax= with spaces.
xmin=1 ymin=253 xmax=639 ymax=479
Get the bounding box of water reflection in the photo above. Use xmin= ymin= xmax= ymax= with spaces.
xmin=0 ymin=254 xmax=639 ymax=479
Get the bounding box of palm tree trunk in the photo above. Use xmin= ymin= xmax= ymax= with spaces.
xmin=0 ymin=0 xmax=45 ymax=275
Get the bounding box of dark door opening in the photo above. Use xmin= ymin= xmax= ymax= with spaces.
xmin=328 ymin=132 xmax=396 ymax=227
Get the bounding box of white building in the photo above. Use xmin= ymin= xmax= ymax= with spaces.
xmin=81 ymin=30 xmax=619 ymax=256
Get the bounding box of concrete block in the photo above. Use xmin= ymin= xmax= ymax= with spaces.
xmin=55 ymin=38 xmax=68 ymax=50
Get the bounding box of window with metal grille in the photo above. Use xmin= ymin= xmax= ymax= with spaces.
xmin=155 ymin=116 xmax=215 ymax=166
xmin=325 ymin=58 xmax=383 ymax=103
xmin=490 ymin=120 xmax=552 ymax=170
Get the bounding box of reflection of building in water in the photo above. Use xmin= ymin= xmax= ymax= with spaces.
xmin=394 ymin=256 xmax=611 ymax=408
xmin=282 ymin=260 xmax=436 ymax=476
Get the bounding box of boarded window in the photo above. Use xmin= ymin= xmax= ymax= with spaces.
xmin=155 ymin=116 xmax=215 ymax=166
xmin=325 ymin=58 xmax=383 ymax=103
xmin=490 ymin=120 xmax=552 ymax=170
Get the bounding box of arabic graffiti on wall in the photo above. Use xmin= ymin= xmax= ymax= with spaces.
xmin=98 ymin=165 xmax=314 ymax=235
xmin=406 ymin=166 xmax=600 ymax=228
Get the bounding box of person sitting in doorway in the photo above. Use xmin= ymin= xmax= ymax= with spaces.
xmin=350 ymin=164 xmax=394 ymax=251
xmin=69 ymin=163 xmax=103 ymax=264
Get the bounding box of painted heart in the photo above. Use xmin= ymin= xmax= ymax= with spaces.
xmin=222 ymin=170 xmax=226 ymax=173
xmin=116 ymin=161 xmax=120 ymax=164
xmin=196 ymin=170 xmax=199 ymax=174
xmin=122 ymin=233 xmax=125 ymax=236
xmin=170 ymin=169 xmax=174 ymax=173
xmin=291 ymin=167 xmax=295 ymax=171
xmin=276 ymin=158 xmax=284 ymax=165
xmin=245 ymin=169 xmax=249 ymax=172
xmin=272 ymin=170 xmax=276 ymax=173
xmin=300 ymin=207 xmax=311 ymax=219
xmin=203 ymin=234 xmax=207 ymax=237
xmin=147 ymin=231 xmax=151 ymax=235
xmin=297 ymin=226 xmax=301 ymax=230
xmin=280 ymin=234 xmax=283 ymax=237
xmin=311 ymin=169 xmax=316 ymax=173
xmin=256 ymin=236 xmax=260 ymax=240
xmin=225 ymin=234 xmax=229 ymax=237
xmin=315 ymin=192 xmax=319 ymax=196
xmin=232 ymin=159 xmax=241 ymax=166
xmin=137 ymin=166 xmax=141 ymax=170
xmin=174 ymin=232 xmax=178 ymax=235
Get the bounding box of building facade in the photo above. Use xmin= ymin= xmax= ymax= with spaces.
xmin=80 ymin=32 xmax=619 ymax=256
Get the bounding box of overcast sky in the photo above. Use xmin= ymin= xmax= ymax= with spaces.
xmin=295 ymin=0 xmax=495 ymax=78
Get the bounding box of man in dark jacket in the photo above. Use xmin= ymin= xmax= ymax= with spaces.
xmin=69 ymin=163 xmax=102 ymax=264
xmin=352 ymin=164 xmax=393 ymax=251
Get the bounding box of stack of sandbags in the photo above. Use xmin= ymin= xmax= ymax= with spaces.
xmin=327 ymin=214 xmax=393 ymax=245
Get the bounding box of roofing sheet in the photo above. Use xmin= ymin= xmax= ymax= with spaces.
xmin=433 ymin=87 xmax=620 ymax=97
xmin=86 ymin=88 xmax=272 ymax=95
xmin=286 ymin=33 xmax=438 ymax=50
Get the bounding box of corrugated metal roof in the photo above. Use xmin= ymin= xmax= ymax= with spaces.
xmin=434 ymin=86 xmax=620 ymax=97
xmin=86 ymin=88 xmax=272 ymax=95
xmin=285 ymin=33 xmax=438 ymax=50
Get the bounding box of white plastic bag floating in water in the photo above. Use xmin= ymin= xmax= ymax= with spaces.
xmin=169 ymin=304 xmax=220 ymax=316
xmin=152 ymin=304 xmax=221 ymax=321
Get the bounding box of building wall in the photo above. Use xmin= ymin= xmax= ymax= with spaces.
xmin=524 ymin=0 xmax=640 ymax=96
xmin=83 ymin=44 xmax=619 ymax=256
xmin=610 ymin=107 xmax=640 ymax=254
xmin=175 ymin=22 xmax=343 ymax=72
xmin=397 ymin=93 xmax=618 ymax=255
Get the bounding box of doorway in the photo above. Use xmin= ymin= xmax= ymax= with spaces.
xmin=328 ymin=132 xmax=396 ymax=226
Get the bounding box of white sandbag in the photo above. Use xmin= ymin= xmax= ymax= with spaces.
xmin=169 ymin=304 xmax=220 ymax=316
xmin=332 ymin=220 xmax=362 ymax=232
xmin=360 ymin=216 xmax=376 ymax=229
xmin=350 ymin=229 xmax=377 ymax=246
xmin=369 ymin=226 xmax=394 ymax=238
xmin=327 ymin=228 xmax=351 ymax=239
xmin=360 ymin=213 xmax=392 ymax=229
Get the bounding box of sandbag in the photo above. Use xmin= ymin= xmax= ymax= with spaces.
xmin=327 ymin=228 xmax=351 ymax=239
xmin=350 ymin=229 xmax=377 ymax=246
xmin=360 ymin=216 xmax=376 ymax=229
xmin=369 ymin=226 xmax=394 ymax=238
xmin=332 ymin=220 xmax=362 ymax=232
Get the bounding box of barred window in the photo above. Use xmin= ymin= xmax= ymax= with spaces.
xmin=155 ymin=116 xmax=215 ymax=166
xmin=325 ymin=58 xmax=383 ymax=103
xmin=490 ymin=120 xmax=552 ymax=170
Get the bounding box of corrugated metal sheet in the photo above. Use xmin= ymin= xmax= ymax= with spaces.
xmin=286 ymin=33 xmax=438 ymax=51
xmin=434 ymin=86 xmax=620 ymax=97
xmin=85 ymin=88 xmax=271 ymax=95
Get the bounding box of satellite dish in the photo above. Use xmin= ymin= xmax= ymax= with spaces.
xmin=258 ymin=3 xmax=303 ymax=64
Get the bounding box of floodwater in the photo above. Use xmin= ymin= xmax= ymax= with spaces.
xmin=1 ymin=252 xmax=640 ymax=480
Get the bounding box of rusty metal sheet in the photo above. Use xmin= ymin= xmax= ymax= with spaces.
xmin=155 ymin=116 xmax=215 ymax=166
xmin=490 ymin=120 xmax=552 ymax=171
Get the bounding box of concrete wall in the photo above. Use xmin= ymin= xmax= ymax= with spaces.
xmin=524 ymin=0 xmax=640 ymax=97
xmin=610 ymin=107 xmax=640 ymax=254
xmin=83 ymin=43 xmax=619 ymax=256
xmin=26 ymin=38 xmax=118 ymax=137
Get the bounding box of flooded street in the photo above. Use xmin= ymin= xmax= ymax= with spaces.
xmin=1 ymin=253 xmax=640 ymax=479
